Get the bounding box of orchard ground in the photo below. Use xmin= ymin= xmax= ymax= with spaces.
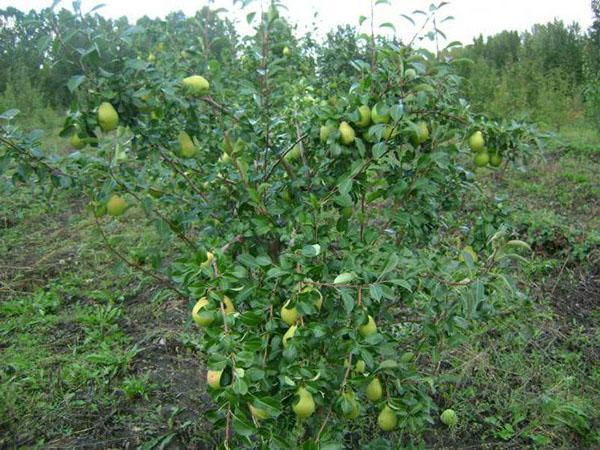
xmin=0 ymin=120 xmax=598 ymax=448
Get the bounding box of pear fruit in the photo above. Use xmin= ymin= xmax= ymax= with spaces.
xmin=182 ymin=75 xmax=210 ymax=95
xmin=292 ymin=387 xmax=315 ymax=418
xmin=281 ymin=301 xmax=299 ymax=325
xmin=282 ymin=324 xmax=297 ymax=348
xmin=359 ymin=315 xmax=377 ymax=337
xmin=440 ymin=408 xmax=458 ymax=427
xmin=249 ymin=404 xmax=269 ymax=421
xmin=489 ymin=152 xmax=502 ymax=167
xmin=354 ymin=359 xmax=366 ymax=374
xmin=339 ymin=121 xmax=355 ymax=145
xmin=70 ymin=133 xmax=85 ymax=149
xmin=474 ymin=151 xmax=490 ymax=167
xmin=355 ymin=105 xmax=371 ymax=127
xmin=416 ymin=121 xmax=430 ymax=143
xmin=320 ymin=124 xmax=333 ymax=142
xmin=283 ymin=46 xmax=291 ymax=57
xmin=469 ymin=131 xmax=485 ymax=153
xmin=366 ymin=377 xmax=383 ymax=401
xmin=223 ymin=296 xmax=235 ymax=315
xmin=106 ymin=195 xmax=127 ymax=217
xmin=371 ymin=104 xmax=390 ymax=124
xmin=206 ymin=369 xmax=223 ymax=389
xmin=378 ymin=405 xmax=398 ymax=431
xmin=178 ymin=131 xmax=197 ymax=158
xmin=98 ymin=102 xmax=119 ymax=132
xmin=192 ymin=297 xmax=214 ymax=327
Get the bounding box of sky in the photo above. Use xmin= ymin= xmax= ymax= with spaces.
xmin=0 ymin=0 xmax=594 ymax=48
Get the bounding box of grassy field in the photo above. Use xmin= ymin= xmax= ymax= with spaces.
xmin=1 ymin=122 xmax=598 ymax=448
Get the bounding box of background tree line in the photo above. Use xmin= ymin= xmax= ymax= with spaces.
xmin=0 ymin=2 xmax=598 ymax=130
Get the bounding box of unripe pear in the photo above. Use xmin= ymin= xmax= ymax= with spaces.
xmin=378 ymin=405 xmax=398 ymax=431
xmin=474 ymin=151 xmax=490 ymax=167
xmin=223 ymin=296 xmax=235 ymax=315
xmin=416 ymin=121 xmax=429 ymax=143
xmin=366 ymin=377 xmax=383 ymax=401
xmin=339 ymin=121 xmax=355 ymax=145
xmin=355 ymin=105 xmax=371 ymax=127
xmin=371 ymin=104 xmax=390 ymax=124
xmin=359 ymin=315 xmax=377 ymax=337
xmin=283 ymin=324 xmax=297 ymax=347
xmin=489 ymin=152 xmax=502 ymax=167
xmin=320 ymin=125 xmax=333 ymax=142
xmin=342 ymin=391 xmax=360 ymax=419
xmin=98 ymin=102 xmax=119 ymax=132
xmin=469 ymin=131 xmax=485 ymax=152
xmin=280 ymin=301 xmax=299 ymax=325
xmin=249 ymin=404 xmax=269 ymax=420
xmin=206 ymin=369 xmax=222 ymax=389
xmin=178 ymin=131 xmax=197 ymax=158
xmin=147 ymin=52 xmax=156 ymax=62
xmin=106 ymin=195 xmax=127 ymax=217
xmin=282 ymin=46 xmax=291 ymax=57
xmin=70 ymin=133 xmax=85 ymax=149
xmin=440 ymin=408 xmax=458 ymax=427
xmin=192 ymin=297 xmax=214 ymax=327
xmin=354 ymin=360 xmax=366 ymax=374
xmin=182 ymin=75 xmax=210 ymax=95
xmin=292 ymin=387 xmax=315 ymax=418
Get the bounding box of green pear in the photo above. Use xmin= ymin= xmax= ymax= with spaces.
xmin=378 ymin=405 xmax=398 ymax=431
xmin=292 ymin=387 xmax=315 ymax=418
xmin=366 ymin=377 xmax=383 ymax=401
xmin=283 ymin=46 xmax=291 ymax=57
xmin=339 ymin=121 xmax=356 ymax=145
xmin=474 ymin=151 xmax=490 ymax=167
xmin=98 ymin=102 xmax=119 ymax=132
xmin=106 ymin=195 xmax=127 ymax=217
xmin=354 ymin=360 xmax=366 ymax=374
xmin=70 ymin=133 xmax=85 ymax=149
xmin=489 ymin=151 xmax=502 ymax=167
xmin=280 ymin=301 xmax=299 ymax=325
xmin=283 ymin=324 xmax=297 ymax=347
xmin=182 ymin=75 xmax=210 ymax=95
xmin=178 ymin=131 xmax=197 ymax=158
xmin=371 ymin=104 xmax=390 ymax=124
xmin=359 ymin=315 xmax=377 ymax=337
xmin=469 ymin=131 xmax=485 ymax=152
xmin=320 ymin=124 xmax=333 ymax=142
xmin=440 ymin=408 xmax=458 ymax=427
xmin=284 ymin=144 xmax=301 ymax=162
xmin=416 ymin=121 xmax=429 ymax=143
xmin=355 ymin=105 xmax=371 ymax=127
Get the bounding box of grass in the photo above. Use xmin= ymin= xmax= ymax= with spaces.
xmin=0 ymin=120 xmax=598 ymax=448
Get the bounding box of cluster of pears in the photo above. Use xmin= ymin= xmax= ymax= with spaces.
xmin=468 ymin=131 xmax=502 ymax=168
xmin=319 ymin=103 xmax=429 ymax=148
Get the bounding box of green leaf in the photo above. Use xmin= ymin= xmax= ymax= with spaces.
xmin=334 ymin=272 xmax=354 ymax=284
xmin=301 ymin=244 xmax=321 ymax=257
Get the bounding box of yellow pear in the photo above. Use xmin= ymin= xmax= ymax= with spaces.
xmin=292 ymin=387 xmax=315 ymax=418
xmin=283 ymin=324 xmax=297 ymax=347
xmin=339 ymin=121 xmax=355 ymax=145
xmin=280 ymin=301 xmax=299 ymax=325
xmin=359 ymin=315 xmax=377 ymax=337
xmin=192 ymin=297 xmax=214 ymax=327
xmin=469 ymin=131 xmax=485 ymax=152
xmin=206 ymin=369 xmax=223 ymax=389
xmin=178 ymin=131 xmax=197 ymax=158
xmin=98 ymin=102 xmax=119 ymax=132
xmin=223 ymin=296 xmax=235 ymax=315
xmin=366 ymin=377 xmax=383 ymax=401
xmin=106 ymin=195 xmax=127 ymax=217
xmin=182 ymin=75 xmax=210 ymax=95
xmin=355 ymin=105 xmax=371 ymax=127
xmin=249 ymin=404 xmax=269 ymax=421
xmin=378 ymin=405 xmax=398 ymax=431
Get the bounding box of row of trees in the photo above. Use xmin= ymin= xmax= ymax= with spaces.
xmin=1 ymin=3 xmax=599 ymax=129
